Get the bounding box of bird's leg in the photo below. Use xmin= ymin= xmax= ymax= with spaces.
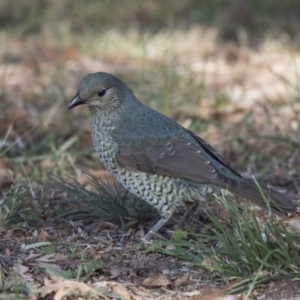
xmin=143 ymin=217 xmax=171 ymax=241
xmin=143 ymin=202 xmax=199 ymax=241
xmin=175 ymin=201 xmax=199 ymax=230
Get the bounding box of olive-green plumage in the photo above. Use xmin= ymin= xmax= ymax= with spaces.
xmin=69 ymin=72 xmax=297 ymax=240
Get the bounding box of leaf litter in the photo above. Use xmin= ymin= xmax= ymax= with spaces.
xmin=1 ymin=17 xmax=300 ymax=300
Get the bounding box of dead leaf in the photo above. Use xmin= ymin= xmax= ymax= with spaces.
xmin=40 ymin=277 xmax=109 ymax=299
xmin=35 ymin=253 xmax=68 ymax=264
xmin=5 ymin=248 xmax=10 ymax=260
xmin=38 ymin=229 xmax=49 ymax=241
xmin=134 ymin=227 xmax=145 ymax=238
xmin=193 ymin=286 xmax=240 ymax=300
xmin=165 ymin=244 xmax=177 ymax=250
xmin=256 ymin=270 xmax=270 ymax=277
xmin=111 ymin=283 xmax=131 ymax=300
xmin=3 ymin=229 xmax=13 ymax=238
xmin=14 ymin=263 xmax=29 ymax=277
xmin=0 ymin=159 xmax=11 ymax=169
xmin=289 ymin=219 xmax=300 ymax=234
xmin=142 ymin=274 xmax=171 ymax=287
xmin=98 ymin=221 xmax=118 ymax=232
xmin=25 ymin=253 xmax=71 ymax=273
xmin=109 ymin=267 xmax=122 ymax=279
xmin=25 ymin=252 xmax=42 ymax=262
xmin=41 ymin=158 xmax=54 ymax=170
xmin=0 ymin=168 xmax=14 ymax=186
xmin=201 ymin=257 xmax=216 ymax=268
xmin=53 ymin=285 xmax=67 ymax=300
xmin=108 ymin=266 xmax=136 ymax=280
xmin=174 ymin=275 xmax=193 ymax=286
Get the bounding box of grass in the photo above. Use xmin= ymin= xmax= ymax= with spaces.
xmin=1 ymin=1 xmax=300 ymax=299
xmin=0 ymin=179 xmax=30 ymax=226
xmin=52 ymin=171 xmax=154 ymax=228
xmin=0 ymin=269 xmax=34 ymax=300
xmin=149 ymin=194 xmax=300 ymax=294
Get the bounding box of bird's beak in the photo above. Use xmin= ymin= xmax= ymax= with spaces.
xmin=68 ymin=94 xmax=86 ymax=109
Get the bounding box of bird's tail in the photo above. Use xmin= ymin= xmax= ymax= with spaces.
xmin=228 ymin=178 xmax=297 ymax=217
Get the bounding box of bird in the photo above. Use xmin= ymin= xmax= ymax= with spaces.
xmin=68 ymin=72 xmax=297 ymax=240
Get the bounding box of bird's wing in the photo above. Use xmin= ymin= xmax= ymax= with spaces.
xmin=116 ymin=133 xmax=243 ymax=187
xmin=186 ymin=129 xmax=242 ymax=177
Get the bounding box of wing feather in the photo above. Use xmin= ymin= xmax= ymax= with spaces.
xmin=116 ymin=134 xmax=243 ymax=187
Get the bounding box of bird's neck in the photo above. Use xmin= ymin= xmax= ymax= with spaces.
xmin=89 ymin=106 xmax=120 ymax=136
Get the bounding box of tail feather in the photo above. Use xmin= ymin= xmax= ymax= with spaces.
xmin=228 ymin=178 xmax=297 ymax=216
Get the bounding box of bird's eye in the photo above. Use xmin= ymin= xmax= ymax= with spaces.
xmin=98 ymin=89 xmax=106 ymax=97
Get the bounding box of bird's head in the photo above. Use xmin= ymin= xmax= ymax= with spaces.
xmin=68 ymin=72 xmax=129 ymax=113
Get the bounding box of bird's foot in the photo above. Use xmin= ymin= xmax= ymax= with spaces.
xmin=142 ymin=217 xmax=170 ymax=241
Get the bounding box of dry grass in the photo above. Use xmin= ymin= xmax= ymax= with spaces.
xmin=1 ymin=1 xmax=300 ymax=299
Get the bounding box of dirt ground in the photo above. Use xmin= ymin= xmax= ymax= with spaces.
xmin=1 ymin=1 xmax=300 ymax=299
